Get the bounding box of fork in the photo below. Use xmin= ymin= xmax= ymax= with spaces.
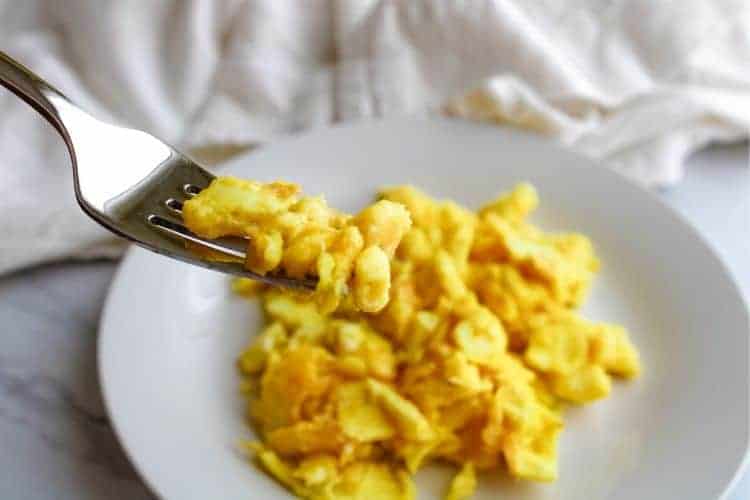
xmin=0 ymin=51 xmax=314 ymax=290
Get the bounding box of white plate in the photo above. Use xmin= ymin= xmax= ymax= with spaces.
xmin=99 ymin=118 xmax=749 ymax=500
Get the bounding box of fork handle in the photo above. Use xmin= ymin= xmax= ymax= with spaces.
xmin=0 ymin=51 xmax=70 ymax=139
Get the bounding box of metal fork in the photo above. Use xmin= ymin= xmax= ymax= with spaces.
xmin=0 ymin=51 xmax=314 ymax=290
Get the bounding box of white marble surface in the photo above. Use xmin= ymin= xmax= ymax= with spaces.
xmin=0 ymin=144 xmax=747 ymax=500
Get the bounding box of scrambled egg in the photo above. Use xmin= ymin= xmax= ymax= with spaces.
xmin=183 ymin=176 xmax=412 ymax=313
xmin=228 ymin=182 xmax=640 ymax=499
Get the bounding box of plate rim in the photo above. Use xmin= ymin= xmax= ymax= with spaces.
xmin=97 ymin=117 xmax=750 ymax=500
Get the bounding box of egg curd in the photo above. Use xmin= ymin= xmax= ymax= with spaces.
xmin=183 ymin=176 xmax=412 ymax=313
xmin=189 ymin=179 xmax=641 ymax=500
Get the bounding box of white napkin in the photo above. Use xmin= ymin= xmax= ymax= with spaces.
xmin=1 ymin=0 xmax=748 ymax=275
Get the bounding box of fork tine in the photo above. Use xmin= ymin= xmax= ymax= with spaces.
xmin=147 ymin=211 xmax=317 ymax=291
xmin=183 ymin=184 xmax=202 ymax=197
xmin=164 ymin=198 xmax=183 ymax=214
xmin=146 ymin=214 xmax=246 ymax=259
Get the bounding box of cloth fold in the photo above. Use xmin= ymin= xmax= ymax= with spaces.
xmin=1 ymin=0 xmax=748 ymax=275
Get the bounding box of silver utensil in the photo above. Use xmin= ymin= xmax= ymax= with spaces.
xmin=0 ymin=51 xmax=314 ymax=290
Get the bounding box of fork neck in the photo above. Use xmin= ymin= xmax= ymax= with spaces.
xmin=0 ymin=51 xmax=73 ymax=150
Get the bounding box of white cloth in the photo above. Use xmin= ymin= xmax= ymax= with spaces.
xmin=1 ymin=0 xmax=749 ymax=275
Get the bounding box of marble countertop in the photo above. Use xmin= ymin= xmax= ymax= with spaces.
xmin=0 ymin=144 xmax=747 ymax=499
